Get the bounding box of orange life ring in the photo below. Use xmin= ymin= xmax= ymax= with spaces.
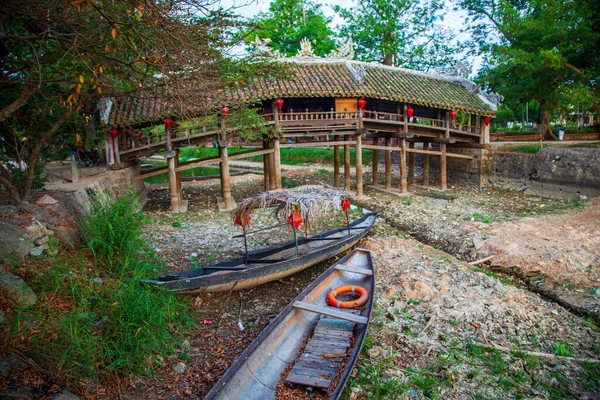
xmin=327 ymin=285 xmax=369 ymax=309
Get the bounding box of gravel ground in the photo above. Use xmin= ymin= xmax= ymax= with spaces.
xmin=134 ymin=169 xmax=600 ymax=399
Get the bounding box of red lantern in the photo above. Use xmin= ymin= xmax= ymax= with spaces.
xmin=407 ymin=106 xmax=414 ymax=118
xmin=483 ymin=116 xmax=491 ymax=126
xmin=235 ymin=214 xmax=252 ymax=227
xmin=109 ymin=128 xmax=119 ymax=140
xmin=450 ymin=110 xmax=457 ymax=121
xmin=341 ymin=199 xmax=351 ymax=211
xmin=287 ymin=210 xmax=303 ymax=230
xmin=221 ymin=106 xmax=229 ymax=116
xmin=164 ymin=119 xmax=172 ymax=130
xmin=275 ymin=98 xmax=284 ymax=110
xmin=357 ymin=98 xmax=366 ymax=110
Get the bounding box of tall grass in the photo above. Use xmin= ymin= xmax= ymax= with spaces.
xmin=8 ymin=190 xmax=192 ymax=378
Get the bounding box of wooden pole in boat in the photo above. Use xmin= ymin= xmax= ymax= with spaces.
xmin=345 ymin=209 xmax=350 ymax=236
xmin=292 ymin=212 xmax=299 ymax=257
xmin=334 ymin=133 xmax=340 ymax=187
xmin=423 ymin=142 xmax=430 ymax=185
xmin=242 ymin=224 xmax=248 ymax=263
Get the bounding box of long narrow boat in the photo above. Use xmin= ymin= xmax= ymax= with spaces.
xmin=144 ymin=213 xmax=376 ymax=293
xmin=205 ymin=248 xmax=375 ymax=400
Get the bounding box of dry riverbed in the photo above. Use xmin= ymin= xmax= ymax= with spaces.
xmin=133 ymin=171 xmax=599 ymax=399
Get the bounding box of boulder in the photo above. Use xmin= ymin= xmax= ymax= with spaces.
xmin=36 ymin=195 xmax=58 ymax=206
xmin=0 ymin=268 xmax=37 ymax=307
xmin=0 ymin=222 xmax=33 ymax=259
xmin=0 ymin=205 xmax=18 ymax=218
xmin=51 ymin=390 xmax=80 ymax=400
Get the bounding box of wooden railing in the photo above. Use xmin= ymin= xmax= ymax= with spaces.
xmin=120 ymin=109 xmax=481 ymax=153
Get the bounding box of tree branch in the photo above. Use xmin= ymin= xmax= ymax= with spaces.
xmin=0 ymin=85 xmax=38 ymax=122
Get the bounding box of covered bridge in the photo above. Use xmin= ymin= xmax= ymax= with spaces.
xmin=101 ymin=39 xmax=498 ymax=211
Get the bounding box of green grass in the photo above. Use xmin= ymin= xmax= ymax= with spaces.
xmin=498 ymin=142 xmax=600 ymax=154
xmin=177 ymin=145 xmax=372 ymax=167
xmin=7 ymin=190 xmax=192 ymax=378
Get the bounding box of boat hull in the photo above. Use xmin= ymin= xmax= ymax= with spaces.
xmin=204 ymin=248 xmax=375 ymax=400
xmin=146 ymin=213 xmax=377 ymax=293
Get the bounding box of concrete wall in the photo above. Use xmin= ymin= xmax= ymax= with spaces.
xmin=488 ymin=148 xmax=600 ymax=198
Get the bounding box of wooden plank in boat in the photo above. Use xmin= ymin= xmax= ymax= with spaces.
xmin=285 ymin=373 xmax=331 ymax=389
xmin=313 ymin=326 xmax=354 ymax=337
xmin=293 ymin=301 xmax=368 ymax=324
xmin=291 ymin=364 xmax=338 ymax=376
xmin=334 ymin=264 xmax=373 ymax=275
xmin=299 ymin=353 xmax=344 ymax=364
xmin=310 ymin=333 xmax=351 ymax=344
xmin=297 ymin=356 xmax=341 ymax=370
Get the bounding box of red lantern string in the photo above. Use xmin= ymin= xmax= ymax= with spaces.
xmin=164 ymin=119 xmax=172 ymax=130
xmin=407 ymin=106 xmax=415 ymax=118
xmin=221 ymin=106 xmax=229 ymax=116
xmin=450 ymin=110 xmax=457 ymax=121
xmin=341 ymin=199 xmax=350 ymax=211
xmin=483 ymin=116 xmax=491 ymax=126
xmin=357 ymin=98 xmax=366 ymax=110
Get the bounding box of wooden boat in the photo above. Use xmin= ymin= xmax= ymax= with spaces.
xmin=144 ymin=212 xmax=376 ymax=293
xmin=204 ymin=248 xmax=375 ymax=400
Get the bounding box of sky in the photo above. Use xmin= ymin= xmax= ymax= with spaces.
xmin=220 ymin=0 xmax=482 ymax=73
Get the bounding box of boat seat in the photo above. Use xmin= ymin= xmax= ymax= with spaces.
xmin=334 ymin=264 xmax=373 ymax=275
xmin=293 ymin=301 xmax=368 ymax=324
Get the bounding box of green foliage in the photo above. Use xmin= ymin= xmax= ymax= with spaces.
xmin=459 ymin=0 xmax=600 ymax=117
xmin=552 ymin=342 xmax=570 ymax=356
xmin=9 ymin=192 xmax=192 ymax=378
xmin=336 ymin=0 xmax=459 ymax=70
xmin=244 ymin=0 xmax=336 ymax=57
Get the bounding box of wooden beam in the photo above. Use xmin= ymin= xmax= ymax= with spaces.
xmin=407 ymin=137 xmax=457 ymax=144
xmin=284 ymin=140 xmax=355 ymax=148
xmin=400 ymin=137 xmax=407 ymax=193
xmin=334 ymin=135 xmax=340 ymax=187
xmin=293 ymin=301 xmax=368 ymax=324
xmin=263 ymin=140 xmax=271 ymax=190
xmin=219 ymin=129 xmax=232 ymax=210
xmin=268 ymin=140 xmax=276 ymax=190
xmin=272 ymin=138 xmax=282 ymax=189
xmin=362 ymin=144 xmax=473 ymax=159
xmin=334 ymin=264 xmax=373 ymax=276
xmin=228 ymin=148 xmax=274 ymax=161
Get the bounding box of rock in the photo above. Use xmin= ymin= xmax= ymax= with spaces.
xmin=0 ymin=221 xmax=33 ymax=259
xmin=0 ymin=205 xmax=18 ymax=218
xmin=404 ymin=281 xmax=433 ymax=301
xmin=0 ymin=358 xmax=12 ymax=377
xmin=30 ymin=247 xmax=44 ymax=257
xmin=173 ymin=361 xmax=187 ymax=374
xmin=36 ymin=195 xmax=58 ymax=206
xmin=367 ymin=346 xmax=385 ymax=359
xmin=383 ymin=287 xmax=398 ymax=301
xmin=34 ymin=236 xmax=50 ymax=246
xmin=25 ymin=223 xmax=47 ymax=241
xmin=0 ymin=268 xmax=37 ymax=307
xmin=51 ymin=390 xmax=80 ymax=400
xmin=472 ymin=236 xmax=487 ymax=252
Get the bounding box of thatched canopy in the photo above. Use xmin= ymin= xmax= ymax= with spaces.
xmin=231 ymin=185 xmax=352 ymax=228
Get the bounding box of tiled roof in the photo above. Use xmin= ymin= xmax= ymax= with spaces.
xmin=104 ymin=60 xmax=495 ymax=128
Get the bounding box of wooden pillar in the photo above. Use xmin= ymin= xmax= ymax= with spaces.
xmin=219 ymin=120 xmax=232 ymax=209
xmin=423 ymin=142 xmax=430 ymax=185
xmin=344 ymin=142 xmax=351 ymax=190
xmin=385 ymin=137 xmax=392 ymax=189
xmin=372 ymin=138 xmax=379 ymax=185
xmin=268 ymin=140 xmax=276 ymax=190
xmin=408 ymin=141 xmax=415 ymax=183
xmin=400 ymin=138 xmax=407 ymax=193
xmin=263 ymin=140 xmax=271 ymax=190
xmin=166 ymin=123 xmax=181 ymax=211
xmin=272 ymin=138 xmax=282 ymax=189
xmin=334 ymin=135 xmax=340 ymax=187
xmin=356 ymin=134 xmax=363 ymax=196
xmin=272 ymin=101 xmax=282 ymax=189
xmin=440 ymin=142 xmax=447 ymax=190
xmin=174 ymin=149 xmax=182 ymax=204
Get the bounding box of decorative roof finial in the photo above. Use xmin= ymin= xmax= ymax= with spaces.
xmin=327 ymin=38 xmax=355 ymax=60
xmin=297 ymin=37 xmax=315 ymax=57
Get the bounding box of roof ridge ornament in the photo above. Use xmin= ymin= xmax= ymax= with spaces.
xmin=296 ymin=37 xmax=315 ymax=57
xmin=250 ymin=36 xmax=282 ymax=59
xmin=345 ymin=61 xmax=366 ymax=84
xmin=327 ymin=38 xmax=355 ymax=60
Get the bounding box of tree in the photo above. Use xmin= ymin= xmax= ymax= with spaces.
xmin=244 ymin=0 xmax=336 ymax=57
xmin=0 ymin=0 xmax=241 ymax=203
xmin=459 ymin=0 xmax=600 ymax=138
xmin=335 ymin=0 xmax=459 ymax=70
